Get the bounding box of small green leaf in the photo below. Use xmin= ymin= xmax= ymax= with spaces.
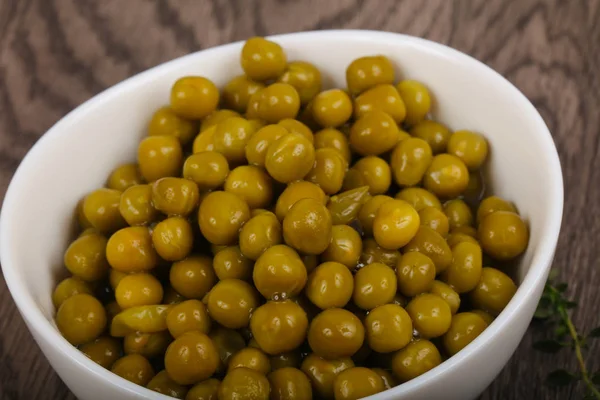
xmin=589 ymin=326 xmax=600 ymax=338
xmin=533 ymin=340 xmax=564 ymax=353
xmin=546 ymin=369 xmax=576 ymax=386
xmin=554 ymin=324 xmax=568 ymax=338
xmin=555 ymin=283 xmax=568 ymax=292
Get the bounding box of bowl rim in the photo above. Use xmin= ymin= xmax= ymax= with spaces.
xmin=0 ymin=29 xmax=564 ymax=399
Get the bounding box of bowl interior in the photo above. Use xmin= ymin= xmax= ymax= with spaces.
xmin=0 ymin=30 xmax=562 ymax=398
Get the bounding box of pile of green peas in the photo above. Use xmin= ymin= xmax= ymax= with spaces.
xmin=52 ymin=36 xmax=529 ymax=400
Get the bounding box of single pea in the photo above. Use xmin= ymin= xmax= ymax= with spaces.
xmin=219 ymin=368 xmax=270 ymax=400
xmin=183 ymin=151 xmax=230 ymax=190
xmin=444 ymin=199 xmax=474 ymax=230
xmin=321 ymin=225 xmax=362 ymax=269
xmin=346 ymin=55 xmax=395 ymax=95
xmin=186 ymin=378 xmax=220 ymax=400
xmin=265 ymin=133 xmax=316 ymax=183
xmin=306 ymin=148 xmax=348 ymax=195
xmin=123 ymin=331 xmax=172 ymax=358
xmin=391 ymin=340 xmax=441 ymax=382
xmin=213 ymin=116 xmax=256 ymax=165
xmin=52 ymin=277 xmax=93 ymax=309
xmin=207 ymin=279 xmax=259 ymax=329
xmin=396 ymin=80 xmax=431 ymax=126
xmin=373 ymin=199 xmax=420 ymax=250
xmin=198 ymin=191 xmax=250 ymax=245
xmin=354 ymin=84 xmax=406 ymax=123
xmin=390 ymin=137 xmax=433 ymax=187
xmin=165 ymin=331 xmax=220 ymax=385
xmin=306 ymin=261 xmax=354 ymax=309
xmin=239 ymin=212 xmax=282 ymax=261
xmin=345 ymin=156 xmax=391 ymax=195
xmin=365 ymin=304 xmax=412 ymax=353
xmin=423 ymin=154 xmax=470 ymax=199
xmin=478 ymin=211 xmax=529 ymax=260
xmin=148 ymin=106 xmax=197 ymax=145
xmin=253 ymin=244 xmax=307 ymax=299
xmin=447 ymin=130 xmax=489 ymax=170
xmin=350 ymin=110 xmax=400 ymax=156
xmin=82 ymin=189 xmax=127 ymax=234
xmin=396 ymin=251 xmax=436 ymax=297
xmin=213 ymin=245 xmax=253 ymax=280
xmin=403 ymin=226 xmax=452 ymax=274
xmin=278 ymin=61 xmax=322 ymax=105
xmin=147 ymin=370 xmax=189 ymax=399
xmin=223 ymin=75 xmax=266 ymax=113
xmin=245 ymin=124 xmax=289 ymax=167
xmin=106 ymin=227 xmax=158 ymax=273
xmin=308 ymin=308 xmax=365 ymax=359
xmin=268 ymin=367 xmax=312 ymax=400
xmin=443 ymin=312 xmax=488 ymax=356
xmin=283 ymin=198 xmax=332 ymax=255
xmin=228 ymin=347 xmax=271 ymax=375
xmin=395 ymin=187 xmax=442 ymax=211
xmin=360 ymin=238 xmax=401 ymax=269
xmin=256 ymin=83 xmax=301 ymax=123
xmin=442 ymin=241 xmax=482 ymax=293
xmin=406 ymin=293 xmax=452 ymax=338
xmin=476 ymin=196 xmax=518 ymax=225
xmin=301 ymin=354 xmax=354 ymax=399
xmin=470 ymin=267 xmax=517 ymax=315
xmin=151 ymin=177 xmax=199 ymax=217
xmin=314 ymin=128 xmax=351 ymax=163
xmin=76 ymin=198 xmax=93 ymax=229
xmin=327 ymin=185 xmax=370 ymax=224
xmin=107 ymin=163 xmax=143 ymax=192
xmin=137 ymin=135 xmax=183 ymax=182
xmin=225 ymin=165 xmax=273 ymax=209
xmin=353 ymin=263 xmax=397 ymax=310
xmin=152 ymin=217 xmax=194 ymax=261
xmin=166 ymin=299 xmax=211 ymax=338
xmin=64 ymin=233 xmax=109 ymax=282
xmin=111 ymin=354 xmax=155 ymax=386
xmin=119 ymin=184 xmax=158 ymax=226
xmin=170 ymin=256 xmax=216 ymax=299
xmin=428 ymin=280 xmax=461 ymax=314
xmin=80 ymin=336 xmax=122 ymax=369
xmin=250 ymin=300 xmax=308 ymax=355
xmin=170 ymin=76 xmax=219 ymax=120
xmin=311 ymin=89 xmax=353 ymax=128
xmin=275 ymin=181 xmax=327 ymax=221
xmin=333 ymin=367 xmax=385 ymax=400
xmin=56 ymin=293 xmax=106 ymax=345
xmin=192 ymin=125 xmax=217 ymax=153
xmin=418 ymin=206 xmax=450 ymax=237
xmin=115 ymin=273 xmax=163 ymax=309
xmin=241 ymin=37 xmax=287 ymax=81
xmin=410 ymin=120 xmax=451 ymax=154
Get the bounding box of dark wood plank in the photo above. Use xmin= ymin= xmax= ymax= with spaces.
xmin=0 ymin=0 xmax=599 ymax=399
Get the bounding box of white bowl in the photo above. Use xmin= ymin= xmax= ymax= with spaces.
xmin=0 ymin=30 xmax=563 ymax=400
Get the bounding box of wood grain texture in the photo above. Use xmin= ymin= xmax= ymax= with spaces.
xmin=1 ymin=0 xmax=599 ymax=398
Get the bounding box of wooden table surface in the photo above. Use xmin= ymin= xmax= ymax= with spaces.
xmin=1 ymin=0 xmax=599 ymax=399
